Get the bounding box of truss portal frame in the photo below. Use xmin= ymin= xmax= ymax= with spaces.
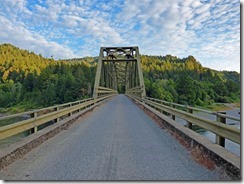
xmin=93 ymin=46 xmax=146 ymax=98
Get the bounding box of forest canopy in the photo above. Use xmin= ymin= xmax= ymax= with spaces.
xmin=0 ymin=44 xmax=240 ymax=112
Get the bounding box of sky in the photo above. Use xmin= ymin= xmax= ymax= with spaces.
xmin=0 ymin=0 xmax=240 ymax=72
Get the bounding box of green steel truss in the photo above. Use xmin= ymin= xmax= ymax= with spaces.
xmin=93 ymin=47 xmax=146 ymax=98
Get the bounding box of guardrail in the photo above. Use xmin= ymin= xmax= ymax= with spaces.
xmin=95 ymin=86 xmax=118 ymax=96
xmin=0 ymin=98 xmax=93 ymax=122
xmin=0 ymin=94 xmax=115 ymax=141
xmin=125 ymin=85 xmax=144 ymax=97
xmin=145 ymin=97 xmax=240 ymax=122
xmin=127 ymin=94 xmax=240 ymax=147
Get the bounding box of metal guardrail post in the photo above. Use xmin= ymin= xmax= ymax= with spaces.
xmin=186 ymin=108 xmax=193 ymax=129
xmin=171 ymin=104 xmax=176 ymax=120
xmin=30 ymin=112 xmax=37 ymax=134
xmin=68 ymin=104 xmax=72 ymax=116
xmin=216 ymin=111 xmax=226 ymax=147
xmin=78 ymin=102 xmax=81 ymax=112
xmin=54 ymin=107 xmax=60 ymax=122
xmin=159 ymin=100 xmax=164 ymax=114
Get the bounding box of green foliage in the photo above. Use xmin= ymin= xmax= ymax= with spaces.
xmin=141 ymin=54 xmax=240 ymax=106
xmin=0 ymin=44 xmax=240 ymax=112
xmin=0 ymin=44 xmax=95 ymax=112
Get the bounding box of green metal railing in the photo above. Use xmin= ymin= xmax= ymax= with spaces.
xmin=125 ymin=85 xmax=145 ymax=97
xmin=94 ymin=86 xmax=118 ymax=97
xmin=127 ymin=94 xmax=240 ymax=147
xmin=0 ymin=94 xmax=115 ymax=141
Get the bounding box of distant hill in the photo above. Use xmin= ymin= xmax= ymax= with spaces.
xmin=0 ymin=43 xmax=240 ymax=111
xmin=0 ymin=43 xmax=95 ymax=111
xmin=67 ymin=54 xmax=239 ymax=83
xmin=0 ymin=43 xmax=54 ymax=82
xmin=138 ymin=54 xmax=240 ymax=105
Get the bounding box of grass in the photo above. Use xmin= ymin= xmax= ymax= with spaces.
xmin=207 ymin=104 xmax=233 ymax=111
xmin=0 ymin=102 xmax=41 ymax=114
xmin=232 ymin=102 xmax=240 ymax=108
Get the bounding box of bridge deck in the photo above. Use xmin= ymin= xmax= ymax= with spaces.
xmin=0 ymin=95 xmax=228 ymax=180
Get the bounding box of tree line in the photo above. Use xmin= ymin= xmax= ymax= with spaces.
xmin=141 ymin=55 xmax=240 ymax=106
xmin=0 ymin=44 xmax=95 ymax=112
xmin=0 ymin=44 xmax=240 ymax=112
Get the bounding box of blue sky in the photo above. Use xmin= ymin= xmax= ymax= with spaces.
xmin=0 ymin=0 xmax=240 ymax=72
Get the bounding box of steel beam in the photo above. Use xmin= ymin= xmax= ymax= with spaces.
xmin=135 ymin=47 xmax=146 ymax=98
xmin=93 ymin=47 xmax=146 ymax=98
xmin=93 ymin=48 xmax=103 ymax=98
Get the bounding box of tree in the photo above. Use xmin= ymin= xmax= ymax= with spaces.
xmin=176 ymin=73 xmax=196 ymax=105
xmin=23 ymin=73 xmax=37 ymax=92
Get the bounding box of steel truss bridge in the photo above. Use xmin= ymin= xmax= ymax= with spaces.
xmin=0 ymin=47 xmax=240 ymax=181
xmin=93 ymin=46 xmax=146 ymax=98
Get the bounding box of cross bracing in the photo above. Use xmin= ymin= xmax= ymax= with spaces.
xmin=93 ymin=47 xmax=146 ymax=98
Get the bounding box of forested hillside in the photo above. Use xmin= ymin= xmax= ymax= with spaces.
xmin=0 ymin=44 xmax=95 ymax=112
xmin=0 ymin=44 xmax=240 ymax=112
xmin=141 ymin=55 xmax=240 ymax=106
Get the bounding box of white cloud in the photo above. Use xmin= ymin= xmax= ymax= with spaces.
xmin=0 ymin=15 xmax=79 ymax=59
xmin=195 ymin=3 xmax=211 ymax=15
xmin=191 ymin=1 xmax=202 ymax=8
xmin=0 ymin=0 xmax=240 ymax=71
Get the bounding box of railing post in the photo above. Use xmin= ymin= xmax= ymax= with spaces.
xmin=54 ymin=107 xmax=60 ymax=122
xmin=215 ymin=111 xmax=226 ymax=147
xmin=171 ymin=104 xmax=176 ymax=120
xmin=68 ymin=104 xmax=72 ymax=116
xmin=187 ymin=107 xmax=193 ymax=129
xmin=159 ymin=100 xmax=163 ymax=114
xmin=78 ymin=102 xmax=81 ymax=112
xmin=30 ymin=112 xmax=37 ymax=134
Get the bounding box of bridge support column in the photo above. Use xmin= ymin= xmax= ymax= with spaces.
xmin=93 ymin=48 xmax=103 ymax=98
xmin=135 ymin=47 xmax=146 ymax=98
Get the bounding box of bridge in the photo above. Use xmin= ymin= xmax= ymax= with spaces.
xmin=0 ymin=47 xmax=240 ymax=180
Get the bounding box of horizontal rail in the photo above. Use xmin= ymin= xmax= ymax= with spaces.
xmin=126 ymin=86 xmax=143 ymax=91
xmin=97 ymin=90 xmax=118 ymax=94
xmin=102 ymin=59 xmax=137 ymax=62
xmin=96 ymin=86 xmax=116 ymax=91
xmin=0 ymin=94 xmax=114 ymax=140
xmin=0 ymin=98 xmax=93 ymax=121
xmin=125 ymin=86 xmax=144 ymax=97
xmin=126 ymin=90 xmax=143 ymax=93
xmin=95 ymin=86 xmax=118 ymax=96
xmin=145 ymin=97 xmax=240 ymax=122
xmin=128 ymin=95 xmax=240 ymax=145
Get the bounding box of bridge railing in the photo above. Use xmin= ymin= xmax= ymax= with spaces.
xmin=127 ymin=94 xmax=240 ymax=148
xmin=0 ymin=94 xmax=115 ymax=141
xmin=125 ymin=86 xmax=144 ymax=97
xmin=95 ymin=86 xmax=118 ymax=97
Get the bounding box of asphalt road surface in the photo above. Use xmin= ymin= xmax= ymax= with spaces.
xmin=0 ymin=95 xmax=229 ymax=180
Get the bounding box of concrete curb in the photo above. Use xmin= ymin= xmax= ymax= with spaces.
xmin=130 ymin=98 xmax=240 ymax=180
xmin=0 ymin=100 xmax=106 ymax=170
